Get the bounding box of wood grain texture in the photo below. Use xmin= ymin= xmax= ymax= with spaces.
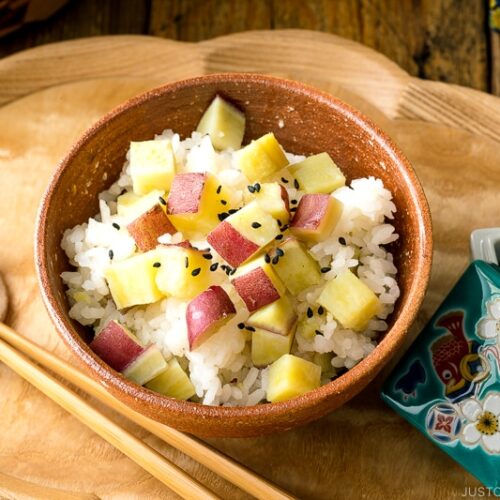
xmin=0 ymin=0 xmax=492 ymax=92
xmin=493 ymin=31 xmax=500 ymax=95
xmin=271 ymin=0 xmax=488 ymax=91
xmin=1 ymin=31 xmax=499 ymax=498
xmin=0 ymin=321 xmax=291 ymax=500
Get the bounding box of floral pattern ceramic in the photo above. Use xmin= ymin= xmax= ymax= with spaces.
xmin=382 ymin=261 xmax=500 ymax=488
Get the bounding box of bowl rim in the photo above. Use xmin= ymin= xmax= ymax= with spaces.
xmin=35 ymin=72 xmax=433 ymax=422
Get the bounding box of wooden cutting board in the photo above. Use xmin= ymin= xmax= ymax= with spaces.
xmin=0 ymin=30 xmax=499 ymax=499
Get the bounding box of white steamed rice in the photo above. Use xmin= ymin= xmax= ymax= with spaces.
xmin=61 ymin=130 xmax=400 ymax=406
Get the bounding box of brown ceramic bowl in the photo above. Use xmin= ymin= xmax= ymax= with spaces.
xmin=36 ymin=73 xmax=432 ymax=437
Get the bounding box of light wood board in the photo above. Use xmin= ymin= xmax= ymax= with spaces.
xmin=0 ymin=30 xmax=499 ymax=499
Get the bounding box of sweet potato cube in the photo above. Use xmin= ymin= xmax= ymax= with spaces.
xmin=207 ymin=221 xmax=260 ymax=268
xmin=234 ymin=133 xmax=288 ymax=182
xmin=251 ymin=327 xmax=295 ymax=367
xmin=247 ymin=295 xmax=297 ymax=335
xmin=207 ymin=201 xmax=280 ymax=267
xmin=196 ymin=95 xmax=245 ymax=150
xmin=89 ymin=320 xmax=145 ymax=372
xmin=122 ymin=344 xmax=167 ymax=385
xmin=317 ymin=270 xmax=380 ymax=331
xmin=289 ymin=153 xmax=346 ymax=194
xmin=167 ymin=172 xmax=226 ymax=236
xmin=104 ymin=250 xmax=164 ymax=309
xmin=231 ymin=255 xmax=285 ymax=312
xmin=117 ymin=189 xmax=165 ymax=222
xmin=271 ymin=238 xmax=321 ymax=294
xmin=130 ymin=140 xmax=176 ymax=195
xmin=266 ymin=354 xmax=321 ymax=403
xmin=290 ymin=194 xmax=343 ymax=243
xmin=127 ymin=204 xmax=176 ymax=252
xmin=243 ymin=182 xmax=290 ymax=222
xmin=155 ymin=246 xmax=211 ymax=300
xmin=186 ymin=286 xmax=236 ymax=350
xmin=145 ymin=358 xmax=196 ymax=400
xmin=227 ymin=201 xmax=280 ymax=247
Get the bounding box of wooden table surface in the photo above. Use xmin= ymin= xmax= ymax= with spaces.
xmin=0 ymin=29 xmax=500 ymax=499
xmin=1 ymin=0 xmax=499 ymax=95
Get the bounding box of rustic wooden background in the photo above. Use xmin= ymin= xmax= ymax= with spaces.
xmin=1 ymin=0 xmax=499 ymax=95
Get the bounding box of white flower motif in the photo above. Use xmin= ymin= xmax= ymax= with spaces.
xmin=460 ymin=393 xmax=500 ymax=453
xmin=477 ymin=297 xmax=500 ymax=341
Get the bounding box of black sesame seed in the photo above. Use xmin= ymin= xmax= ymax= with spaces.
xmin=218 ymin=212 xmax=229 ymax=221
xmin=245 ymin=326 xmax=256 ymax=332
xmin=275 ymin=248 xmax=284 ymax=257
xmin=277 ymin=219 xmax=282 ymax=227
xmin=153 ymin=262 xmax=161 ymax=268
xmin=307 ymin=307 xmax=313 ymax=318
xmin=315 ymin=330 xmax=323 ymax=336
xmin=339 ymin=237 xmax=347 ymax=245
xmin=280 ymin=224 xmax=289 ymax=232
xmin=216 ymin=185 xmax=222 ymax=194
xmin=230 ymin=268 xmax=237 ymax=275
xmin=225 ymin=267 xmax=233 ymax=276
xmin=291 ymin=199 xmax=298 ymax=205
xmin=237 ymin=322 xmax=245 ymax=330
xmin=191 ymin=268 xmax=201 ymax=277
xmin=290 ymin=207 xmax=297 ymax=212
xmin=108 ymin=249 xmax=114 ymax=260
xmin=158 ymin=196 xmax=167 ymax=206
xmin=264 ymin=254 xmax=271 ymax=264
xmin=251 ymin=222 xmax=262 ymax=229
xmin=202 ymin=253 xmax=213 ymax=260
xmin=210 ymin=262 xmax=219 ymax=272
xmin=254 ymin=183 xmax=261 ymax=192
xmin=275 ymin=234 xmax=283 ymax=241
xmin=294 ymin=179 xmax=300 ymax=189
xmin=247 ymin=185 xmax=256 ymax=193
xmin=112 ymin=223 xmax=121 ymax=230
xmin=318 ymin=305 xmax=324 ymax=315
xmin=220 ymin=199 xmax=227 ymax=205
xmin=185 ymin=257 xmax=189 ymax=268
xmin=272 ymin=255 xmax=279 ymax=265
xmin=321 ymin=266 xmax=332 ymax=273
xmin=228 ymin=208 xmax=238 ymax=215
xmin=281 ymin=177 xmax=289 ymax=183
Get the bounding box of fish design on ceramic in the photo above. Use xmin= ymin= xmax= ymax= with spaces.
xmin=431 ymin=311 xmax=489 ymax=402
xmin=395 ymin=360 xmax=426 ymax=399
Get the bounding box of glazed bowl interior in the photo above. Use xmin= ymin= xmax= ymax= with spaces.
xmin=36 ymin=73 xmax=432 ymax=437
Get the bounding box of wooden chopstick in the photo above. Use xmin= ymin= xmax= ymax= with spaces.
xmin=0 ymin=333 xmax=218 ymax=500
xmin=0 ymin=323 xmax=293 ymax=500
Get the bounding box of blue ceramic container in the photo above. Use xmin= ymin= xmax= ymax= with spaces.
xmin=382 ymin=260 xmax=500 ymax=488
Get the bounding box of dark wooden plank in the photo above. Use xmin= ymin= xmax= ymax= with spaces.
xmin=0 ymin=0 xmax=150 ymax=58
xmin=491 ymin=1 xmax=500 ymax=96
xmin=0 ymin=0 xmax=492 ymax=93
xmin=270 ymin=0 xmax=489 ymax=92
xmin=493 ymin=32 xmax=500 ymax=96
xmin=149 ymin=0 xmax=272 ymax=40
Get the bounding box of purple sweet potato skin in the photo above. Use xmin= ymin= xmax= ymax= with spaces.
xmin=232 ymin=267 xmax=280 ymax=312
xmin=127 ymin=205 xmax=176 ymax=252
xmin=290 ymin=194 xmax=330 ymax=230
xmin=90 ymin=320 xmax=145 ymax=371
xmin=207 ymin=221 xmax=259 ymax=268
xmin=186 ymin=286 xmax=236 ymax=349
xmin=167 ymin=173 xmax=207 ymax=215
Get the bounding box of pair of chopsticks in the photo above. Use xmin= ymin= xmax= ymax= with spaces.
xmin=0 ymin=322 xmax=293 ymax=499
